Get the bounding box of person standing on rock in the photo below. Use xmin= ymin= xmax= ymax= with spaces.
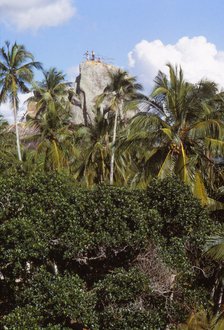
xmin=84 ymin=51 xmax=89 ymax=61
xmin=91 ymin=50 xmax=95 ymax=61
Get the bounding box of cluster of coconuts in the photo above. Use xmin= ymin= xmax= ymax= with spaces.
xmin=169 ymin=143 xmax=181 ymax=155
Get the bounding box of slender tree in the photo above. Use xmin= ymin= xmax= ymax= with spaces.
xmin=97 ymin=69 xmax=143 ymax=184
xmin=75 ymin=107 xmax=112 ymax=186
xmin=0 ymin=41 xmax=42 ymax=161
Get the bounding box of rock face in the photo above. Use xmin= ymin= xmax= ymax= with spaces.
xmin=71 ymin=60 xmax=118 ymax=125
xmin=25 ymin=60 xmax=120 ymax=125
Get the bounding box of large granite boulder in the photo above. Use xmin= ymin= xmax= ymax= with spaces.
xmin=71 ymin=60 xmax=118 ymax=125
xmin=25 ymin=60 xmax=121 ymax=125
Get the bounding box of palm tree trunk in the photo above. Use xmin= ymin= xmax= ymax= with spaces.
xmin=110 ymin=108 xmax=119 ymax=185
xmin=13 ymin=96 xmax=22 ymax=161
xmin=218 ymin=285 xmax=224 ymax=311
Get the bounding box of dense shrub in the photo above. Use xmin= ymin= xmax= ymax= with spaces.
xmin=3 ymin=269 xmax=98 ymax=329
xmin=142 ymin=177 xmax=215 ymax=269
xmin=0 ymin=173 xmax=215 ymax=329
xmin=145 ymin=177 xmax=213 ymax=242
xmin=95 ymin=268 xmax=167 ymax=329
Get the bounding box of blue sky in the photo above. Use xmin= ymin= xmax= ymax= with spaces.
xmin=1 ymin=0 xmax=224 ymax=120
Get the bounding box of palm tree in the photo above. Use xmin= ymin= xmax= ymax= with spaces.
xmin=26 ymin=67 xmax=77 ymax=171
xmin=75 ymin=108 xmax=112 ymax=186
xmin=27 ymin=67 xmax=71 ymax=119
xmin=0 ymin=41 xmax=42 ymax=161
xmin=97 ymin=69 xmax=144 ymax=184
xmin=75 ymin=107 xmax=134 ymax=186
xmin=121 ymin=64 xmax=224 ymax=204
xmin=27 ymin=101 xmax=76 ymax=172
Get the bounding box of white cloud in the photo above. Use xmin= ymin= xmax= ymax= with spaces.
xmin=0 ymin=102 xmax=14 ymax=123
xmin=0 ymin=93 xmax=31 ymax=123
xmin=0 ymin=0 xmax=76 ymax=31
xmin=128 ymin=36 xmax=224 ymax=91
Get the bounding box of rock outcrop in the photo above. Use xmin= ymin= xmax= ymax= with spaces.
xmin=25 ymin=60 xmax=120 ymax=125
xmin=70 ymin=60 xmax=118 ymax=125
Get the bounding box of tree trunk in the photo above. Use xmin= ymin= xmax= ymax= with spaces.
xmin=110 ymin=108 xmax=119 ymax=185
xmin=13 ymin=96 xmax=22 ymax=161
xmin=53 ymin=260 xmax=59 ymax=275
xmin=218 ymin=285 xmax=224 ymax=311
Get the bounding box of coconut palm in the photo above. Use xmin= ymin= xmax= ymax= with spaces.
xmin=121 ymin=64 xmax=224 ymax=205
xmin=0 ymin=41 xmax=42 ymax=161
xmin=97 ymin=69 xmax=144 ymax=184
xmin=26 ymin=98 xmax=76 ymax=172
xmin=75 ymin=108 xmax=112 ymax=186
xmin=25 ymin=67 xmax=78 ymax=171
xmin=27 ymin=67 xmax=72 ymax=119
xmin=75 ymin=107 xmax=132 ymax=186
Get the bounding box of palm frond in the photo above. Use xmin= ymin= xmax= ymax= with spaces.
xmin=205 ymin=236 xmax=224 ymax=261
xmin=157 ymin=151 xmax=174 ymax=179
xmin=205 ymin=138 xmax=224 ymax=156
xmin=193 ymin=171 xmax=208 ymax=206
xmin=175 ymin=143 xmax=190 ymax=184
xmin=161 ymin=127 xmax=173 ymax=140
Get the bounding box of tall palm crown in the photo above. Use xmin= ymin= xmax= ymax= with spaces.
xmin=28 ymin=67 xmax=70 ymax=118
xmin=0 ymin=41 xmax=42 ymax=161
xmin=97 ymin=69 xmax=144 ymax=184
xmin=76 ymin=107 xmax=134 ymax=186
xmin=34 ymin=106 xmax=75 ymax=172
xmin=122 ymin=64 xmax=224 ymax=204
xmin=27 ymin=68 xmax=75 ymax=172
xmin=75 ymin=108 xmax=112 ymax=186
xmin=98 ymin=69 xmax=143 ymax=107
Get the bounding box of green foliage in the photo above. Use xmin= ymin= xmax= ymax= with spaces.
xmin=95 ymin=268 xmax=166 ymax=330
xmin=145 ymin=177 xmax=213 ymax=242
xmin=120 ymin=65 xmax=224 ymax=205
xmin=3 ymin=269 xmax=97 ymax=329
xmin=75 ymin=108 xmax=113 ymax=186
xmin=0 ymin=173 xmax=215 ymax=329
xmin=0 ymin=174 xmax=159 ymax=286
xmin=95 ymin=268 xmax=151 ymax=304
xmin=26 ymin=67 xmax=77 ymax=172
xmin=3 ymin=305 xmax=43 ymax=329
xmin=75 ymin=185 xmax=153 ymax=249
xmin=0 ymin=41 xmax=42 ymax=161
xmin=0 ymin=40 xmax=223 ymax=329
xmin=178 ymin=309 xmax=224 ymax=330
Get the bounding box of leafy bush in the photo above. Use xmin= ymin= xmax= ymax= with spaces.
xmin=95 ymin=268 xmax=167 ymax=329
xmin=0 ymin=173 xmax=215 ymax=329
xmin=3 ymin=269 xmax=98 ymax=329
xmin=142 ymin=177 xmax=215 ymax=270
